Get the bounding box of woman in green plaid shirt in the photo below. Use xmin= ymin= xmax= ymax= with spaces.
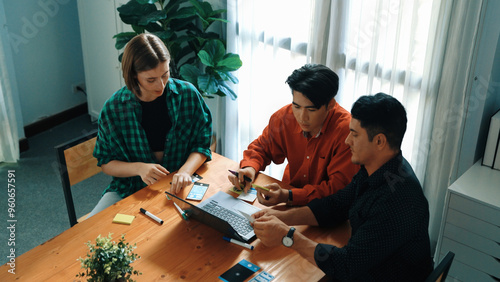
xmin=90 ymin=33 xmax=212 ymax=217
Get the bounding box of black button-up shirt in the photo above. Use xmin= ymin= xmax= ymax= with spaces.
xmin=308 ymin=152 xmax=433 ymax=281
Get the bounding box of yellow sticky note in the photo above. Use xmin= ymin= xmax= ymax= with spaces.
xmin=112 ymin=214 xmax=135 ymax=225
xmin=230 ymin=186 xmax=243 ymax=194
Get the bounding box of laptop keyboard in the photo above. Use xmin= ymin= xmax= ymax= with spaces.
xmin=202 ymin=201 xmax=253 ymax=235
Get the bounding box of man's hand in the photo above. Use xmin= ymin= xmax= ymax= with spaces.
xmin=227 ymin=167 xmax=256 ymax=193
xmin=252 ymin=208 xmax=283 ymax=221
xmin=138 ymin=163 xmax=169 ymax=186
xmin=252 ymin=214 xmax=290 ymax=247
xmin=256 ymin=183 xmax=289 ymax=206
xmin=170 ymin=172 xmax=193 ymax=194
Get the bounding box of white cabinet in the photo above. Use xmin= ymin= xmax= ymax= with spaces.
xmin=435 ymin=160 xmax=500 ymax=281
xmin=77 ymin=0 xmax=130 ymax=119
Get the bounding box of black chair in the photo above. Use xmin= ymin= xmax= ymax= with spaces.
xmin=425 ymin=251 xmax=455 ymax=282
xmin=55 ymin=130 xmax=101 ymax=227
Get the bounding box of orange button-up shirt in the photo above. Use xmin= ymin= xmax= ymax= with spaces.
xmin=240 ymin=102 xmax=359 ymax=205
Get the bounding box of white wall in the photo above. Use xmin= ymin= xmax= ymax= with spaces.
xmin=0 ymin=0 xmax=24 ymax=139
xmin=456 ymin=0 xmax=500 ymax=178
xmin=3 ymin=0 xmax=86 ymax=126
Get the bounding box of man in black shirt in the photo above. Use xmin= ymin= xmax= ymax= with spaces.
xmin=253 ymin=93 xmax=433 ymax=281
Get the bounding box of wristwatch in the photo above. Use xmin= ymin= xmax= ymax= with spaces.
xmin=282 ymin=227 xmax=296 ymax=247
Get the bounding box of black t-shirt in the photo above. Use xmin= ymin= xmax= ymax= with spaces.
xmin=140 ymin=93 xmax=172 ymax=152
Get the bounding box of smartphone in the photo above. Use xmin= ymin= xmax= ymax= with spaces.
xmin=186 ymin=182 xmax=209 ymax=201
xmin=219 ymin=259 xmax=260 ymax=282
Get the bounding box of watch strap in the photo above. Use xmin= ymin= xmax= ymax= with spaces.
xmin=287 ymin=189 xmax=293 ymax=206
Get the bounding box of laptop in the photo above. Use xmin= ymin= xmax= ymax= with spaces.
xmin=165 ymin=191 xmax=261 ymax=242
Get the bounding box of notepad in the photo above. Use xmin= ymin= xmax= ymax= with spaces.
xmin=230 ymin=186 xmax=258 ymax=202
xmin=112 ymin=214 xmax=135 ymax=225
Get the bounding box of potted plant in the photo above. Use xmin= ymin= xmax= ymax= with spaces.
xmin=113 ymin=0 xmax=242 ymax=99
xmin=76 ymin=233 xmax=141 ymax=282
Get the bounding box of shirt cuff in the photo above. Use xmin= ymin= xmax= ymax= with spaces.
xmin=239 ymin=160 xmax=261 ymax=175
xmin=289 ymin=188 xmax=311 ymax=206
xmin=314 ymin=243 xmax=336 ymax=273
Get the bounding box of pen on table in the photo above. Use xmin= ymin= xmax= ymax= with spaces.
xmin=140 ymin=208 xmax=164 ymax=225
xmin=223 ymin=236 xmax=254 ymax=250
xmin=228 ymin=169 xmax=253 ymax=183
xmin=173 ymin=202 xmax=188 ymax=220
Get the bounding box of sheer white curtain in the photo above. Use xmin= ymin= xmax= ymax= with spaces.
xmin=0 ymin=7 xmax=20 ymax=163
xmin=227 ymin=0 xmax=440 ymax=180
xmin=225 ymin=0 xmax=314 ymax=178
xmin=308 ymin=0 xmax=441 ymax=182
xmin=422 ymin=0 xmax=485 ymax=250
xmin=228 ymin=0 xmax=485 ymax=250
xmin=308 ymin=0 xmax=485 ymax=250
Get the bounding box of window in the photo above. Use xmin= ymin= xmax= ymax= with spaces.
xmin=232 ymin=0 xmax=437 ymax=178
xmin=233 ymin=0 xmax=313 ymax=178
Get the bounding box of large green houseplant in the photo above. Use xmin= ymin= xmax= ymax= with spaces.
xmin=113 ymin=0 xmax=242 ymax=99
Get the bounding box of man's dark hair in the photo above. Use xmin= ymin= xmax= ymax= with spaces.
xmin=351 ymin=93 xmax=407 ymax=150
xmin=285 ymin=64 xmax=339 ymax=109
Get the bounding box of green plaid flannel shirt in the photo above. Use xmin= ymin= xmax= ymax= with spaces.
xmin=93 ymin=78 xmax=212 ymax=198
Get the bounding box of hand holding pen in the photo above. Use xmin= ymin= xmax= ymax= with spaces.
xmin=227 ymin=168 xmax=256 ymax=193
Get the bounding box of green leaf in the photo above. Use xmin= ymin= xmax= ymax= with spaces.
xmin=117 ymin=1 xmax=158 ymax=26
xmin=189 ymin=0 xmax=227 ymax=30
xmin=188 ymin=0 xmax=207 ymax=17
xmin=216 ymin=53 xmax=242 ymax=71
xmin=165 ymin=0 xmax=189 ymax=13
xmin=198 ymin=74 xmax=218 ymax=94
xmin=113 ymin=32 xmax=137 ymax=50
xmin=211 ymin=9 xmax=228 ymax=16
xmin=138 ymin=10 xmax=167 ymax=26
xmin=144 ymin=22 xmax=164 ymax=33
xmin=207 ymin=17 xmax=229 ymax=24
xmin=198 ymin=50 xmax=214 ymax=67
xmin=131 ymin=25 xmax=145 ymax=34
xmin=179 ymin=64 xmax=201 ymax=86
xmin=218 ymin=80 xmax=237 ymax=100
xmin=136 ymin=0 xmax=159 ymax=4
xmin=217 ymin=71 xmax=239 ymax=84
xmin=169 ymin=6 xmax=197 ymax=20
xmin=151 ymin=30 xmax=176 ymax=42
xmin=200 ymin=40 xmax=225 ymax=64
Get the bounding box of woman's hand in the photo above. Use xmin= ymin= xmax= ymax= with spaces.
xmin=138 ymin=163 xmax=169 ymax=185
xmin=170 ymin=171 xmax=193 ymax=194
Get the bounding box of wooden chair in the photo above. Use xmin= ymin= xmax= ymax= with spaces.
xmin=425 ymin=251 xmax=455 ymax=282
xmin=55 ymin=130 xmax=101 ymax=227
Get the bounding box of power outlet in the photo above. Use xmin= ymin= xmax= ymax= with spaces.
xmin=72 ymin=82 xmax=86 ymax=94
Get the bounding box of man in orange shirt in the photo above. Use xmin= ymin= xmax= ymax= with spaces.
xmin=228 ymin=64 xmax=359 ymax=206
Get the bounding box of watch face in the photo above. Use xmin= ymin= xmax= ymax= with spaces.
xmin=282 ymin=236 xmax=293 ymax=247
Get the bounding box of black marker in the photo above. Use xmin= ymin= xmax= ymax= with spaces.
xmin=140 ymin=208 xmax=163 ymax=225
xmin=228 ymin=169 xmax=252 ymax=182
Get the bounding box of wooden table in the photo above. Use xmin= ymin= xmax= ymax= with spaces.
xmin=0 ymin=153 xmax=350 ymax=281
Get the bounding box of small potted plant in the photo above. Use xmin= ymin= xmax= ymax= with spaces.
xmin=76 ymin=233 xmax=141 ymax=282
